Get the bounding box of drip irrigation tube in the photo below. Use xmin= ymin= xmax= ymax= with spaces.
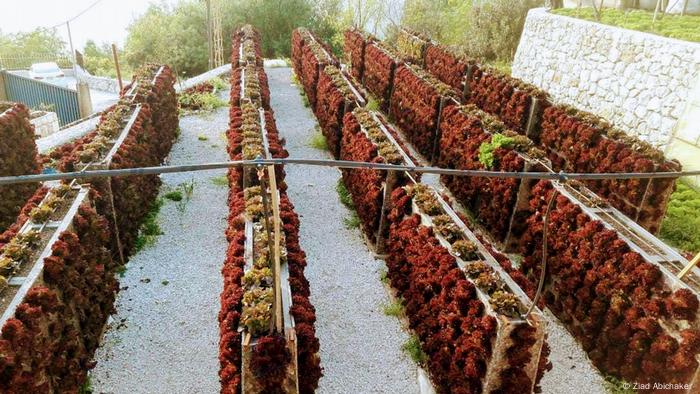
xmin=1 ymin=158 xmax=699 ymax=186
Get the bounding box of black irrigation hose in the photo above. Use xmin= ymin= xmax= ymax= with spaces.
xmin=523 ymin=190 xmax=559 ymax=321
xmin=1 ymin=158 xmax=699 ymax=186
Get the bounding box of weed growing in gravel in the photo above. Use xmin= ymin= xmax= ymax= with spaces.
xmin=603 ymin=375 xmax=634 ymax=394
xmin=178 ymin=92 xmax=227 ymax=115
xmin=382 ymin=299 xmax=404 ymax=317
xmin=379 ymin=268 xmax=389 ymax=284
xmin=176 ymin=180 xmax=196 ymax=213
xmin=290 ymin=73 xmax=299 ymax=86
xmin=336 ymin=178 xmax=354 ymax=209
xmin=164 ymin=191 xmax=183 ymax=202
xmin=198 ymin=134 xmax=209 ymax=141
xmin=116 ymin=265 xmax=127 ymax=278
xmin=162 ymin=280 xmax=170 ymax=286
xmin=211 ymin=176 xmax=229 ymax=187
xmin=135 ymin=198 xmax=165 ymax=252
xmin=343 ymin=212 xmax=361 ymax=230
xmin=402 ymin=335 xmax=427 ymax=365
xmin=301 ymin=93 xmax=310 ymax=108
xmin=79 ymin=376 xmax=93 ymax=394
xmin=309 ymin=130 xmax=327 ymax=150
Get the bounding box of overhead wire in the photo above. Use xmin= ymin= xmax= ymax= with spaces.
xmin=1 ymin=158 xmax=699 ymax=186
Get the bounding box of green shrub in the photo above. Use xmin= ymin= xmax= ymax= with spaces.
xmin=660 ymin=182 xmax=700 ymax=253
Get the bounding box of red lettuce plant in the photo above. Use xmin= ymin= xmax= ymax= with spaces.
xmin=540 ymin=105 xmax=679 ymax=233
xmin=363 ymin=41 xmax=401 ymax=109
xmin=343 ymin=28 xmax=372 ymax=81
xmin=467 ymin=67 xmax=549 ymax=135
xmin=0 ymin=103 xmax=41 ymax=233
xmin=518 ymin=180 xmax=700 ymax=386
xmin=424 ymin=44 xmax=473 ymax=94
xmin=315 ymin=65 xmax=365 ymax=158
xmin=389 ymin=64 xmax=457 ymax=160
xmin=0 ymin=202 xmax=116 ymax=392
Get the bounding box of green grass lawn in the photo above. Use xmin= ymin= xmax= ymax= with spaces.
xmin=660 ymin=182 xmax=700 ymax=254
xmin=552 ymin=8 xmax=700 ymax=43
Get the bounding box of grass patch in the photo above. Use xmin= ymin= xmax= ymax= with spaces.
xmin=164 ymin=191 xmax=183 ymax=202
xmin=603 ymin=375 xmax=634 ymax=394
xmin=309 ymin=130 xmax=328 ymax=150
xmin=402 ymin=335 xmax=428 ymax=365
xmin=198 ymin=134 xmax=209 ymax=141
xmin=211 ymin=176 xmax=229 ymax=187
xmin=178 ymin=92 xmax=227 ymax=114
xmin=79 ymin=376 xmax=93 ymax=394
xmin=660 ymin=182 xmax=700 ymax=254
xmin=366 ymin=98 xmax=380 ymax=111
xmin=485 ymin=59 xmax=512 ymax=76
xmin=336 ymin=178 xmax=354 ymax=209
xmin=116 ymin=265 xmax=127 ymax=278
xmin=162 ymin=280 xmax=170 ymax=286
xmin=135 ymin=198 xmax=164 ymax=252
xmin=301 ymin=94 xmax=310 ymax=108
xmin=552 ymin=8 xmax=700 ymax=43
xmin=382 ymin=298 xmax=404 ymax=317
xmin=343 ymin=212 xmax=361 ymax=229
xmin=379 ymin=268 xmax=389 ymax=284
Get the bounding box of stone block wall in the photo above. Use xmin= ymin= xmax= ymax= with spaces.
xmin=513 ymin=8 xmax=700 ymax=186
xmin=30 ymin=111 xmax=60 ymax=137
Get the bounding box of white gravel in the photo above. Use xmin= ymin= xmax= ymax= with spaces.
xmin=91 ymin=89 xmax=231 ymax=393
xmin=267 ymin=67 xmax=421 ymax=394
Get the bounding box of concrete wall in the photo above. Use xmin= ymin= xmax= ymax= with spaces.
xmin=513 ymin=8 xmax=700 ymax=186
xmin=76 ymin=66 xmax=129 ymax=94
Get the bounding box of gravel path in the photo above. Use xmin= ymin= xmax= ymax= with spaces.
xmin=91 ymin=89 xmax=231 ymax=393
xmin=267 ymin=67 xmax=422 ymax=394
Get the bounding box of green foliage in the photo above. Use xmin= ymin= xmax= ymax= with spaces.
xmin=366 ymin=98 xmax=380 ymax=111
xmin=135 ymin=198 xmax=164 ymax=252
xmin=603 ymin=375 xmax=635 ymax=394
xmin=82 ymin=40 xmax=134 ymax=78
xmin=343 ymin=212 xmax=361 ymax=229
xmin=401 ymin=0 xmax=543 ymax=62
xmin=124 ymin=0 xmax=343 ymax=76
xmin=208 ymin=76 xmax=228 ymax=91
xmin=552 ymin=8 xmax=700 ymax=43
xmin=379 ymin=268 xmax=389 ymax=284
xmin=478 ymin=133 xmax=515 ymax=169
xmin=382 ymin=298 xmax=405 ymax=317
xmin=211 ymin=176 xmax=229 ymax=186
xmin=198 ymin=134 xmax=209 ymax=141
xmin=336 ymin=178 xmax=354 ymax=209
xmin=309 ymin=130 xmax=328 ymax=150
xmin=164 ymin=191 xmax=183 ymax=202
xmin=79 ymin=376 xmax=93 ymax=394
xmin=660 ymin=182 xmax=700 ymax=253
xmin=178 ymin=92 xmax=227 ymax=113
xmin=402 ymin=335 xmax=428 ymax=365
xmin=0 ymin=28 xmax=70 ymax=69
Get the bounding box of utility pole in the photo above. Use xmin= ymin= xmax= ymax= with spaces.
xmin=206 ymin=0 xmax=213 ymax=70
xmin=112 ymin=44 xmax=123 ymax=92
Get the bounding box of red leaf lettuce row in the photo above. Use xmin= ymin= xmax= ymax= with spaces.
xmin=343 ymin=28 xmax=373 ymax=81
xmin=0 ymin=203 xmax=117 ymax=392
xmin=424 ymin=44 xmax=474 ymax=94
xmin=315 ymin=65 xmax=364 ymax=158
xmin=519 ymin=180 xmax=700 ymax=386
xmin=540 ymin=105 xmax=679 ymax=233
xmin=389 ymin=64 xmax=457 ymax=160
xmin=0 ymin=103 xmax=41 ymax=233
xmin=436 ymin=105 xmax=545 ymax=242
xmin=466 ymin=66 xmax=549 ymax=135
xmin=363 ymin=41 xmax=401 ymax=109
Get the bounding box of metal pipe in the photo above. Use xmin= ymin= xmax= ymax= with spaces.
xmin=2 ymin=158 xmax=700 ymax=186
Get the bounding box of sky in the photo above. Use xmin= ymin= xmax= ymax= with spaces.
xmin=1 ymin=0 xmax=179 ymax=50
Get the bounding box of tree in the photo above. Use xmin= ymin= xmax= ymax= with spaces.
xmin=0 ymin=28 xmax=69 ymax=69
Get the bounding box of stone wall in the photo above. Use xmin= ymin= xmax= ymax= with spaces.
xmin=513 ymin=8 xmax=700 ymax=186
xmin=76 ymin=67 xmax=129 ymax=94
